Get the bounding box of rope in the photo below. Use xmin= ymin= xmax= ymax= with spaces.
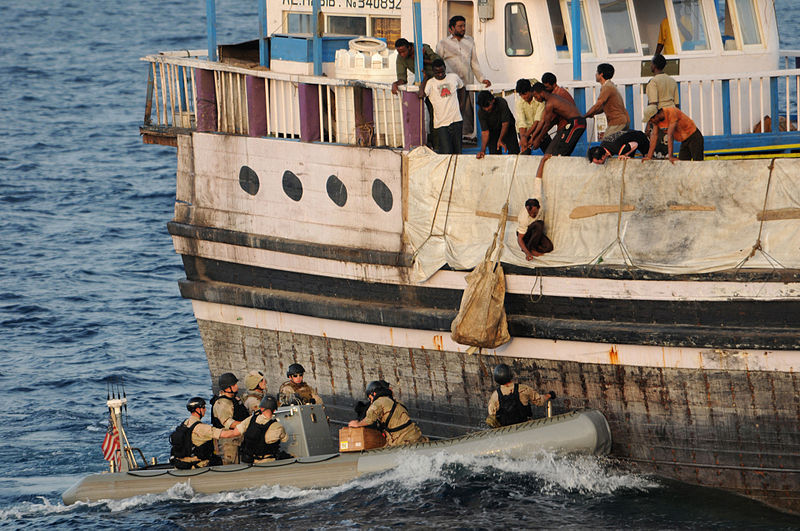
xmin=733 ymin=158 xmax=787 ymax=274
xmin=586 ymin=158 xmax=638 ymax=275
xmin=411 ymin=154 xmax=456 ymax=261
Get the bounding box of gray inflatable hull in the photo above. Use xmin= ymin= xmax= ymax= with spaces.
xmin=62 ymin=410 xmax=611 ymax=505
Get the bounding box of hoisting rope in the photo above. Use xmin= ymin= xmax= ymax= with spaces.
xmin=734 ymin=158 xmax=786 ymax=273
xmin=587 ymin=158 xmax=637 ymax=274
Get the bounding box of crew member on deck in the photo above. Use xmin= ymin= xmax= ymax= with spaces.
xmin=170 ymin=397 xmax=240 ymax=469
xmin=237 ymin=395 xmax=291 ymax=463
xmin=242 ymin=370 xmax=267 ymax=413
xmin=642 ymin=104 xmax=704 ymax=162
xmin=348 ymin=381 xmax=428 ymax=446
xmin=486 ymin=364 xmax=555 ymax=427
xmin=278 ymin=363 xmax=324 ymax=406
xmin=530 ymin=82 xmax=587 ymax=179
xmin=211 ymin=372 xmax=249 ymax=464
xmin=587 ymin=129 xmax=651 ymax=164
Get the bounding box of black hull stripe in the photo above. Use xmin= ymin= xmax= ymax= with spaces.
xmin=169 ymin=221 xmax=800 ymax=282
xmin=179 ymin=277 xmax=800 ymax=350
xmin=179 ymin=255 xmax=800 ymax=346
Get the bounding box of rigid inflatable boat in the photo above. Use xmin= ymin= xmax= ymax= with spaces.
xmin=63 ymin=409 xmax=611 ymax=505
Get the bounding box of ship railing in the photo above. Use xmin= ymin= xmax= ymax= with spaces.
xmin=141 ymin=54 xmax=405 ymax=148
xmin=463 ymin=67 xmax=800 ymax=152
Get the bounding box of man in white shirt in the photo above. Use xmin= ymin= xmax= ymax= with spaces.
xmin=421 ymin=59 xmax=464 ymax=154
xmin=435 ymin=16 xmax=491 ymax=139
xmin=517 ymin=198 xmax=553 ymax=259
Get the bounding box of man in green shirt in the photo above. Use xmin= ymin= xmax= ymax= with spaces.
xmin=391 ymin=38 xmax=441 ymax=94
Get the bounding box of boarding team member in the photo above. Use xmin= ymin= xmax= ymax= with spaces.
xmin=237 ymin=395 xmax=290 ymax=463
xmin=348 ymin=381 xmax=427 ymax=446
xmin=486 ymin=364 xmax=555 ymax=427
xmin=242 ymin=370 xmax=267 ymax=413
xmin=211 ymin=372 xmax=250 ymax=464
xmin=170 ymin=397 xmax=240 ymax=469
xmin=278 ymin=363 xmax=324 ymax=406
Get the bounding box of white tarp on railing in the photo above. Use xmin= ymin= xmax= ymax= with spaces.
xmin=406 ymin=147 xmax=800 ymax=281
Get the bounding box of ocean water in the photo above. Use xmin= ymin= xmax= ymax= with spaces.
xmin=1 ymin=1 xmax=799 ymax=528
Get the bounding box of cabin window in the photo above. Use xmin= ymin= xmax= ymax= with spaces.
xmin=328 ymin=15 xmax=367 ymax=36
xmin=287 ymin=13 xmax=314 ymax=34
xmin=716 ymin=0 xmax=737 ymax=49
xmin=598 ymin=0 xmax=636 ymax=54
xmin=546 ymin=0 xmax=569 ymax=58
xmin=672 ymin=0 xmax=709 ymax=51
xmin=733 ymin=0 xmax=762 ymax=46
xmin=632 ymin=0 xmax=671 ymax=56
xmin=505 ymin=3 xmax=533 ymax=56
xmin=372 ymin=17 xmax=401 ymax=48
xmin=563 ymin=0 xmax=593 ymax=54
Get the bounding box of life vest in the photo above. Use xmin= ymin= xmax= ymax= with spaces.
xmin=170 ymin=419 xmax=215 ymax=463
xmin=210 ymin=394 xmax=249 ymax=428
xmin=280 ymin=381 xmax=316 ymax=405
xmin=495 ymin=384 xmax=532 ymax=426
xmin=376 ymin=398 xmax=413 ymax=434
xmin=240 ymin=413 xmax=281 ymax=463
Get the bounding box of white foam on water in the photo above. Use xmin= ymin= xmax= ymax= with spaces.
xmin=0 ymin=497 xmax=75 ymax=520
xmin=1 ymin=452 xmax=656 ymax=519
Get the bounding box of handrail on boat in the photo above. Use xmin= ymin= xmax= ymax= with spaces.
xmin=140 ymin=52 xmax=800 ymax=152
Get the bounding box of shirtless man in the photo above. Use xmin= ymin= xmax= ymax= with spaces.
xmin=530 ymin=82 xmax=586 ymax=179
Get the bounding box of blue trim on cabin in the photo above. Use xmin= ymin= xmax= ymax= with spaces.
xmin=721 ymin=80 xmax=731 ymax=136
xmin=571 ymin=0 xmax=581 ymax=81
xmin=206 ymin=0 xmax=217 ymax=61
xmin=258 ymin=0 xmax=269 ymax=67
xmin=270 ymin=35 xmax=353 ymax=63
xmin=312 ymin=0 xmax=322 ymax=76
xmin=412 ymin=0 xmax=423 ymax=83
xmin=624 ymin=85 xmax=634 ymax=123
xmin=770 ymin=77 xmax=780 ymax=133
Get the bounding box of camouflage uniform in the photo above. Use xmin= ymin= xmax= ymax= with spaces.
xmin=486 ymin=382 xmax=547 ymax=427
xmin=174 ymin=417 xmax=223 ymax=468
xmin=212 ymin=394 xmax=245 ymax=464
xmin=278 ymin=380 xmax=323 ymax=406
xmin=363 ymin=396 xmax=427 ymax=446
xmin=236 ymin=413 xmax=289 ymax=463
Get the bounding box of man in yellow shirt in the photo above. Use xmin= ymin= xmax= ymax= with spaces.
xmin=655 ymin=17 xmax=675 ymax=55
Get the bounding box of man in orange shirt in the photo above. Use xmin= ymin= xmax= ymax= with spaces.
xmin=642 ymin=104 xmax=703 ymax=162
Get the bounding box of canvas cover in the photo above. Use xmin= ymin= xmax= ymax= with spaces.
xmin=406 ymin=148 xmax=800 ymax=281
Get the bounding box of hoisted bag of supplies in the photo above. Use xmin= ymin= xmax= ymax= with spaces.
xmin=450 ymin=203 xmax=511 ymax=349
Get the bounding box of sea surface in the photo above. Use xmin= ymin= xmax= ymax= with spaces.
xmin=1 ymin=1 xmax=799 ymax=529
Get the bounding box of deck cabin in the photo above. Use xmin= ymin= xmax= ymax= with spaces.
xmin=141 ymin=0 xmax=800 ymax=157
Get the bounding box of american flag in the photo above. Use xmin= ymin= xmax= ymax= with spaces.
xmin=101 ymin=417 xmax=120 ymax=463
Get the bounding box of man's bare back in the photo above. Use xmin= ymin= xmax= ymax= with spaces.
xmin=543 ymin=92 xmax=581 ymax=127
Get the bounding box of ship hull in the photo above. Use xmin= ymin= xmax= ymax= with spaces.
xmin=169 ymin=134 xmax=800 ymax=513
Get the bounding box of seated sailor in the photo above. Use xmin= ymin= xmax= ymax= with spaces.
xmin=278 ymin=363 xmax=323 ymax=406
xmin=348 ymin=381 xmax=428 ymax=446
xmin=237 ymin=395 xmax=291 ymax=463
xmin=242 ymin=370 xmax=267 ymax=413
xmin=211 ymin=372 xmax=250 ymax=464
xmin=517 ymin=198 xmax=554 ymax=259
xmin=169 ymin=397 xmax=240 ymax=469
xmin=486 ymin=364 xmax=555 ymax=427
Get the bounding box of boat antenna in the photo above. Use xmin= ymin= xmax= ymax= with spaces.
xmin=122 ymin=377 xmax=128 ymax=428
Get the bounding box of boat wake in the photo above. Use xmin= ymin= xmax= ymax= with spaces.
xmin=2 ymin=450 xmax=656 ymax=522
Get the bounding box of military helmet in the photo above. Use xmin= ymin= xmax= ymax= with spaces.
xmin=286 ymin=363 xmax=305 ymax=378
xmin=259 ymin=395 xmax=278 ymax=411
xmin=493 ymin=364 xmax=513 ymax=385
xmin=218 ymin=372 xmax=239 ymax=390
xmin=244 ymin=370 xmax=265 ymax=391
xmin=186 ymin=396 xmax=206 ymax=412
xmin=365 ymin=380 xmax=388 ymax=397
